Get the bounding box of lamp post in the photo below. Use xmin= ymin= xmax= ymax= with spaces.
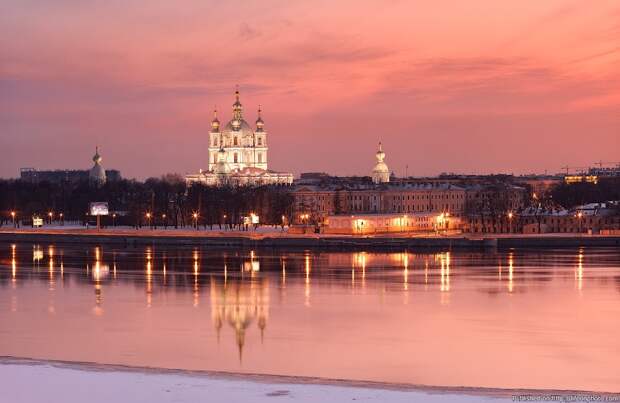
xmin=59 ymin=212 xmax=64 ymax=226
xmin=577 ymin=211 xmax=583 ymax=233
xmin=508 ymin=212 xmax=513 ymax=234
xmin=162 ymin=213 xmax=167 ymax=229
xmin=112 ymin=213 xmax=116 ymax=227
xmin=10 ymin=211 xmax=16 ymax=228
xmin=223 ymin=214 xmax=227 ymax=230
xmin=48 ymin=211 xmax=53 ymax=225
xmin=146 ymin=212 xmax=152 ymax=229
xmin=193 ymin=212 xmax=198 ymax=229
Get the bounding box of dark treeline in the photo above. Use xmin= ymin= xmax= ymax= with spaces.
xmin=551 ymin=177 xmax=620 ymax=209
xmin=0 ymin=174 xmax=294 ymax=228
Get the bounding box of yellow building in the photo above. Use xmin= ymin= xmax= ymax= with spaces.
xmin=323 ymin=212 xmax=461 ymax=235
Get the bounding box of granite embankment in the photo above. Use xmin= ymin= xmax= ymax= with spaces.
xmin=1 ymin=229 xmax=619 ymax=249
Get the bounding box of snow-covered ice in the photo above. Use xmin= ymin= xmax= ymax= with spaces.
xmin=1 ymin=359 xmax=511 ymax=403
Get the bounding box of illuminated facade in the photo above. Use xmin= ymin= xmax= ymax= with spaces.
xmin=324 ymin=212 xmax=461 ymax=234
xmin=186 ymin=89 xmax=293 ymax=187
xmin=293 ymin=183 xmax=468 ymax=223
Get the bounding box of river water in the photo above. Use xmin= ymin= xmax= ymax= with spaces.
xmin=1 ymin=242 xmax=619 ymax=392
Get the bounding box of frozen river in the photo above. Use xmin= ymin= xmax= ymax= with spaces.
xmin=1 ymin=242 xmax=619 ymax=393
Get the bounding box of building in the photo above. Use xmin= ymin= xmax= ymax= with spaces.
xmin=19 ymin=147 xmax=121 ymax=185
xmin=186 ymin=89 xmax=294 ymax=187
xmin=371 ymin=142 xmax=390 ymax=184
xmin=465 ymin=202 xmax=620 ymax=234
xmin=323 ymin=212 xmax=461 ymax=235
xmin=292 ymin=181 xmax=468 ymax=234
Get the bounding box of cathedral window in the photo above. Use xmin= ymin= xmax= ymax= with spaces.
xmin=234 ymin=153 xmax=238 ymax=163
xmin=258 ymin=153 xmax=262 ymax=163
xmin=257 ymin=137 xmax=262 ymax=146
xmin=234 ymin=137 xmax=238 ymax=146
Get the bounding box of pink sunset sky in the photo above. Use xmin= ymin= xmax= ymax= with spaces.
xmin=1 ymin=0 xmax=619 ymax=179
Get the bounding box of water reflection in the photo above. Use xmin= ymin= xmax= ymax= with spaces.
xmin=5 ymin=245 xmax=618 ymax=301
xmin=2 ymin=243 xmax=620 ymax=392
xmin=576 ymin=248 xmax=584 ymax=291
xmin=210 ymin=277 xmax=269 ymax=362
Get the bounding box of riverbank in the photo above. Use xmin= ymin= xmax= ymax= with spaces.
xmin=1 ymin=227 xmax=619 ymax=249
xmin=8 ymin=357 xmax=615 ymax=403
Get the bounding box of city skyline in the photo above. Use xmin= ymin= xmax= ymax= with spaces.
xmin=2 ymin=1 xmax=619 ymax=179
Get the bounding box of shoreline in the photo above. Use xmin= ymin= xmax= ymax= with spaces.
xmin=2 ymin=356 xmax=617 ymax=399
xmin=1 ymin=228 xmax=619 ymax=249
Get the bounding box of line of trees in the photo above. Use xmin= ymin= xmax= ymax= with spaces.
xmin=551 ymin=177 xmax=620 ymax=209
xmin=0 ymin=174 xmax=294 ymax=229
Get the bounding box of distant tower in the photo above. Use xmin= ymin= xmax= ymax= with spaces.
xmin=371 ymin=142 xmax=390 ymax=184
xmin=89 ymin=146 xmax=107 ymax=186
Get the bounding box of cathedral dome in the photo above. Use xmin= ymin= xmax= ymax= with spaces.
xmin=222 ymin=88 xmax=254 ymax=138
xmin=371 ymin=142 xmax=390 ymax=184
xmin=223 ymin=119 xmax=253 ymax=134
xmin=89 ymin=146 xmax=107 ymax=186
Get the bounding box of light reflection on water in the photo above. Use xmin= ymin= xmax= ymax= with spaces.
xmin=1 ymin=242 xmax=620 ymax=392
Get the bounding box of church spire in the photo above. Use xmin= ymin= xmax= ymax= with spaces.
xmin=232 ymin=86 xmax=243 ymax=121
xmin=211 ymin=106 xmax=220 ymax=132
xmin=255 ymin=104 xmax=264 ymax=132
xmin=93 ymin=146 xmax=102 ymax=164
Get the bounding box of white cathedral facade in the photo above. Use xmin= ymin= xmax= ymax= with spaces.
xmin=186 ymin=89 xmax=294 ymax=186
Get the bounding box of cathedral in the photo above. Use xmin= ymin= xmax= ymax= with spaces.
xmin=185 ymin=89 xmax=294 ymax=186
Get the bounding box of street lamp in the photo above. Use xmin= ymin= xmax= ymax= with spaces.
xmin=10 ymin=211 xmax=16 ymax=228
xmin=48 ymin=211 xmax=53 ymax=224
xmin=508 ymin=212 xmax=513 ymax=233
xmin=577 ymin=211 xmax=583 ymax=233
xmin=59 ymin=212 xmax=64 ymax=226
xmin=193 ymin=212 xmax=198 ymax=229
xmin=436 ymin=213 xmax=445 ymax=234
xmin=112 ymin=213 xmax=116 ymax=227
xmin=146 ymin=212 xmax=152 ymax=228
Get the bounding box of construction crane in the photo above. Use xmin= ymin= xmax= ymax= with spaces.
xmin=593 ymin=161 xmax=620 ymax=169
xmin=560 ymin=166 xmax=588 ymax=175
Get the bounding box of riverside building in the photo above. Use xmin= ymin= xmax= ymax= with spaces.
xmin=291 ymin=145 xmax=468 ymax=234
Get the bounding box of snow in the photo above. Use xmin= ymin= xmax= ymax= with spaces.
xmin=1 ymin=359 xmax=510 ymax=403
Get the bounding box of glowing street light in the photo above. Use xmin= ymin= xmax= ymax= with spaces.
xmin=146 ymin=212 xmax=152 ymax=228
xmin=112 ymin=213 xmax=117 ymax=227
xmin=508 ymin=211 xmax=514 ymax=233
xmin=192 ymin=212 xmax=199 ymax=229
xmin=577 ymin=211 xmax=583 ymax=233
xmin=10 ymin=211 xmax=16 ymax=227
xmin=48 ymin=211 xmax=53 ymax=224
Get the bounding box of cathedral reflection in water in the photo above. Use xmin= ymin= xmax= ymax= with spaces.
xmin=0 ymin=243 xmax=604 ymax=362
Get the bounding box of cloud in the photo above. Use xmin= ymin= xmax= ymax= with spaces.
xmin=238 ymin=23 xmax=262 ymax=40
